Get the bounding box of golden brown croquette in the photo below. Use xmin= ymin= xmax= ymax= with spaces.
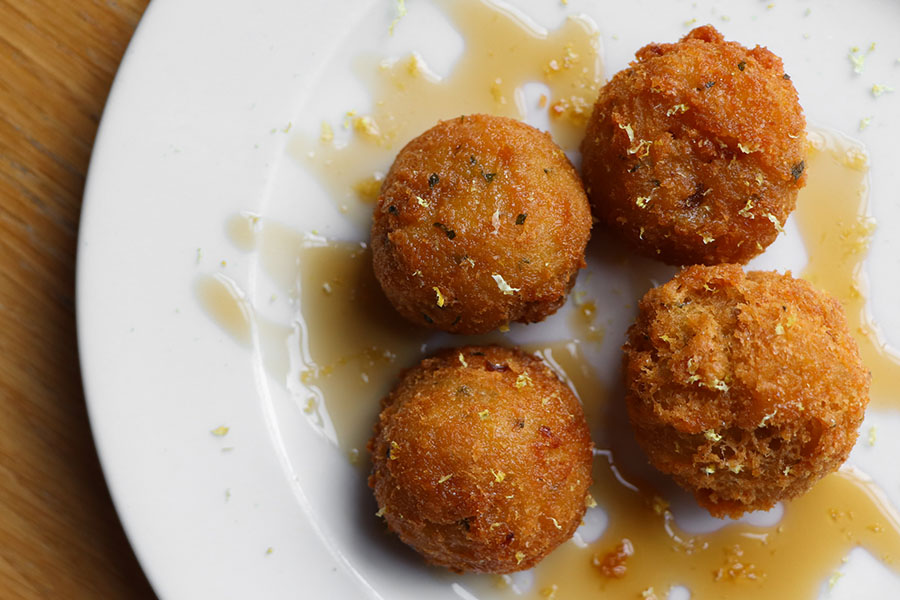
xmin=368 ymin=345 xmax=593 ymax=573
xmin=372 ymin=114 xmax=592 ymax=334
xmin=581 ymin=25 xmax=807 ymax=266
xmin=623 ymin=265 xmax=869 ymax=518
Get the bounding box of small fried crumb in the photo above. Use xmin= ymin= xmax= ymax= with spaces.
xmin=592 ymin=538 xmax=634 ymax=578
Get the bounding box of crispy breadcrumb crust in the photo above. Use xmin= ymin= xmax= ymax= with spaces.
xmin=623 ymin=265 xmax=869 ymax=517
xmin=372 ymin=114 xmax=591 ymax=334
xmin=369 ymin=346 xmax=593 ymax=573
xmin=581 ymin=25 xmax=807 ymax=265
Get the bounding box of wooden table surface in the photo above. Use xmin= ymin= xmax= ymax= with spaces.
xmin=1 ymin=1 xmax=157 ymax=597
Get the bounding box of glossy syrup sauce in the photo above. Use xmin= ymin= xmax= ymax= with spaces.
xmin=197 ymin=0 xmax=900 ymax=598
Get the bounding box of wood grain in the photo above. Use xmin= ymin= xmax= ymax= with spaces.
xmin=0 ymin=0 xmax=157 ymax=597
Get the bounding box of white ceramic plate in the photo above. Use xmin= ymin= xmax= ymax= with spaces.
xmin=79 ymin=0 xmax=900 ymax=598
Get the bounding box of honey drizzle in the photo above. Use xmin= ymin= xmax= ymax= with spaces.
xmin=289 ymin=0 xmax=602 ymax=229
xmin=793 ymin=131 xmax=900 ymax=408
xmin=205 ymin=229 xmax=900 ymax=599
xmin=197 ymin=0 xmax=900 ymax=597
xmin=195 ymin=274 xmax=253 ymax=347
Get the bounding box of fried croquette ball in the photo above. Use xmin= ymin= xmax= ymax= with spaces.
xmin=581 ymin=25 xmax=807 ymax=266
xmin=623 ymin=265 xmax=869 ymax=518
xmin=368 ymin=345 xmax=593 ymax=573
xmin=372 ymin=114 xmax=591 ymax=334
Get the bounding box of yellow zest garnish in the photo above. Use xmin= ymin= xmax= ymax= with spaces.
xmin=353 ymin=115 xmax=381 ymax=139
xmin=438 ymin=474 xmax=453 ymax=484
xmin=491 ymin=469 xmax=507 ymax=483
xmin=872 ymin=83 xmax=894 ymax=97
xmin=459 ymin=353 xmax=468 ymax=367
xmin=759 ymin=410 xmax=778 ymax=428
xmin=492 ymin=274 xmax=520 ymax=295
xmin=416 ymin=196 xmax=430 ymax=208
xmin=828 ymin=571 xmax=844 ymax=589
xmin=849 ymin=48 xmax=866 ymax=74
xmin=636 ymin=196 xmax=651 ymax=208
xmin=390 ymin=440 xmax=400 ymax=460
xmin=766 ymin=213 xmax=785 ymax=234
xmin=629 ymin=139 xmax=652 ymax=158
xmin=210 ymin=425 xmax=230 ymax=437
xmin=666 ymin=104 xmax=689 ymax=116
xmin=433 ymin=287 xmax=446 ymax=308
xmin=515 ymin=551 xmax=526 ymax=564
xmin=319 ymin=122 xmax=334 ymax=143
xmin=704 ymin=430 xmax=723 ymax=442
xmin=479 ymin=409 xmax=491 ymax=421
xmin=652 ymin=496 xmax=669 ymax=516
xmin=515 ymin=373 xmax=532 ymax=388
xmin=389 ymin=0 xmax=407 ymax=36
